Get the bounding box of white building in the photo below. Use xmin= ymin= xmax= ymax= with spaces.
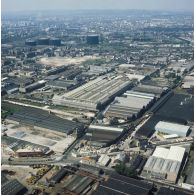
xmin=143 ymin=146 xmax=186 ymax=183
xmin=155 ymin=121 xmax=190 ymax=137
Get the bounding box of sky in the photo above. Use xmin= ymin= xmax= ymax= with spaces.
xmin=1 ymin=0 xmax=194 ymax=13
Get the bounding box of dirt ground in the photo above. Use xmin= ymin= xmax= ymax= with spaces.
xmin=38 ymin=56 xmax=100 ymax=67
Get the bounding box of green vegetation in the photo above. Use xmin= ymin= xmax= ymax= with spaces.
xmin=115 ymin=163 xmax=136 ymax=178
xmin=1 ymin=102 xmax=21 ymax=119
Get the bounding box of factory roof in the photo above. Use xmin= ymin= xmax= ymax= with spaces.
xmin=157 ymin=187 xmax=191 ymax=195
xmin=133 ymin=84 xmax=165 ymax=95
xmin=1 ymin=179 xmax=27 ymax=195
xmin=152 ymin=147 xmax=169 ymax=159
xmin=114 ymin=95 xmax=151 ymax=109
xmin=53 ymin=76 xmax=131 ymax=110
xmin=49 ymin=167 xmax=68 ymax=184
xmin=152 ymin=146 xmax=185 ymax=162
xmin=93 ymin=174 xmax=153 ymax=195
xmin=64 ymin=174 xmax=93 ymax=194
xmin=2 ymin=135 xmax=50 ymax=153
xmin=6 ymin=107 xmax=83 ymax=135
xmin=155 ymin=121 xmax=190 ymax=134
xmin=166 ymin=146 xmax=186 ymax=162
xmin=89 ymin=125 xmax=123 ymax=132
xmin=125 ymin=90 xmax=155 ymax=99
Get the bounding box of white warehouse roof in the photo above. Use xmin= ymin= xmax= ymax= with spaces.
xmin=152 ymin=147 xmax=169 ymax=159
xmin=155 ymin=121 xmax=190 ymax=136
xmin=166 ymin=146 xmax=186 ymax=162
xmin=152 ymin=146 xmax=185 ymax=162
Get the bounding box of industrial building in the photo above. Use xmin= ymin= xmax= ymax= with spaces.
xmin=1 ymin=178 xmax=27 ymax=195
xmin=86 ymin=35 xmax=99 ymax=45
xmin=19 ymin=80 xmax=46 ymax=93
xmin=25 ymin=39 xmax=37 ymax=46
xmin=84 ymin=125 xmax=125 ymax=147
xmin=155 ymin=121 xmax=190 ymax=137
xmin=93 ymin=174 xmax=153 ymax=195
xmin=64 ymin=174 xmax=94 ymax=194
xmin=45 ymin=66 xmax=67 ymax=76
xmin=46 ymin=80 xmax=79 ymax=91
xmin=15 ymin=148 xmax=47 ymax=157
xmin=87 ymin=65 xmax=113 ymax=75
xmin=37 ymin=38 xmax=50 ymax=45
xmin=157 ymin=187 xmax=191 ymax=195
xmin=142 ymin=146 xmax=186 ymax=183
xmin=6 ymin=107 xmax=84 ymax=137
xmin=53 ymin=75 xmax=132 ymax=111
xmin=49 ymin=167 xmax=69 ymax=186
xmin=105 ymin=90 xmax=155 ymax=120
xmin=133 ymin=84 xmax=167 ymax=97
xmin=2 ymin=136 xmax=50 ymax=156
xmin=49 ymin=38 xmax=61 ymax=46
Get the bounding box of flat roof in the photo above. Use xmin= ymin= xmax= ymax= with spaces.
xmin=152 ymin=146 xmax=185 ymax=162
xmin=7 ymin=107 xmax=83 ymax=134
xmin=93 ymin=174 xmax=153 ymax=195
xmin=2 ymin=179 xmax=27 ymax=195
xmin=152 ymin=147 xmax=169 ymax=159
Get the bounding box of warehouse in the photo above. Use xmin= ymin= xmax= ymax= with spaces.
xmin=143 ymin=146 xmax=186 ymax=183
xmin=19 ymin=80 xmax=46 ymax=93
xmin=155 ymin=121 xmax=190 ymax=137
xmin=93 ymin=174 xmax=153 ymax=195
xmin=6 ymin=107 xmax=84 ymax=137
xmin=49 ymin=167 xmax=69 ymax=186
xmin=105 ymin=90 xmax=155 ymax=120
xmin=87 ymin=65 xmax=113 ymax=75
xmin=157 ymin=187 xmax=191 ymax=195
xmin=133 ymin=84 xmax=166 ymax=97
xmin=64 ymin=174 xmax=94 ymax=194
xmin=2 ymin=136 xmax=50 ymax=156
xmin=53 ymin=75 xmax=132 ymax=111
xmin=84 ymin=125 xmax=125 ymax=147
xmin=46 ymin=80 xmax=78 ymax=90
xmin=45 ymin=66 xmax=67 ymax=76
xmin=1 ymin=179 xmax=27 ymax=195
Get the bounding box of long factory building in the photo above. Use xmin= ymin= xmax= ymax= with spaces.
xmin=53 ymin=75 xmax=132 ymax=111
xmin=105 ymin=90 xmax=155 ymax=120
xmin=6 ymin=107 xmax=84 ymax=137
xmin=84 ymin=125 xmax=125 ymax=147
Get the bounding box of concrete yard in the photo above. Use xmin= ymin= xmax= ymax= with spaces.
xmin=5 ymin=124 xmax=76 ymax=154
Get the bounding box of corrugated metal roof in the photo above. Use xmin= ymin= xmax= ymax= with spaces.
xmin=89 ymin=125 xmax=123 ymax=132
xmin=155 ymin=121 xmax=190 ymax=135
xmin=152 ymin=147 xmax=169 ymax=159
xmin=166 ymin=146 xmax=185 ymax=162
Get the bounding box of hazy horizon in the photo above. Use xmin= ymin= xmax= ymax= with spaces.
xmin=2 ymin=0 xmax=194 ymax=13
